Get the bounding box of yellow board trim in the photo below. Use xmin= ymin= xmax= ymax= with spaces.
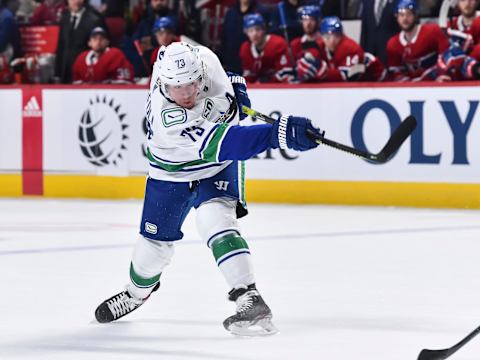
xmin=246 ymin=180 xmax=480 ymax=209
xmin=1 ymin=174 xmax=479 ymax=209
xmin=44 ymin=175 xmax=147 ymax=199
xmin=0 ymin=174 xmax=23 ymax=197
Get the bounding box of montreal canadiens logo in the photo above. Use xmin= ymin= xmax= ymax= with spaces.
xmin=78 ymin=95 xmax=128 ymax=166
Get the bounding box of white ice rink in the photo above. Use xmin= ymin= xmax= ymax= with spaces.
xmin=1 ymin=198 xmax=480 ymax=360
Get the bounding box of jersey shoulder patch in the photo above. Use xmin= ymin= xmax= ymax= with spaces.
xmin=202 ymin=98 xmax=215 ymax=120
xmin=161 ymin=107 xmax=187 ymax=127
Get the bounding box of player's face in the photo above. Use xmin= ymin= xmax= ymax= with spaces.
xmin=396 ymin=9 xmax=416 ymax=32
xmin=245 ymin=26 xmax=266 ymax=47
xmin=167 ymin=80 xmax=201 ymax=109
xmin=155 ymin=30 xmax=176 ymax=47
xmin=302 ymin=17 xmax=318 ymax=35
xmin=458 ymin=0 xmax=477 ymax=17
xmin=68 ymin=0 xmax=85 ymax=12
xmin=150 ymin=0 xmax=168 ymax=12
xmin=89 ymin=35 xmax=109 ymax=53
xmin=322 ymin=33 xmax=342 ymax=52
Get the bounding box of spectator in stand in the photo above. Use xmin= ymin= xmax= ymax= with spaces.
xmin=100 ymin=0 xmax=125 ymax=17
xmin=0 ymin=53 xmax=13 ymax=83
xmin=0 ymin=0 xmax=22 ymax=61
xmin=72 ymin=26 xmax=134 ymax=84
xmin=54 ymin=0 xmax=105 ymax=83
xmin=360 ymin=0 xmax=400 ymax=64
xmin=291 ymin=5 xmax=326 ymax=82
xmin=386 ymin=0 xmax=449 ymax=82
xmin=16 ymin=0 xmax=37 ymax=22
xmin=133 ymin=0 xmax=176 ymax=76
xmin=270 ymin=0 xmax=305 ymax=41
xmin=240 ymin=13 xmax=293 ymax=83
xmin=319 ymin=16 xmax=385 ymax=82
xmin=221 ymin=0 xmax=269 ymax=73
xmin=150 ymin=16 xmax=179 ymax=66
xmin=30 ymin=0 xmax=66 ymax=25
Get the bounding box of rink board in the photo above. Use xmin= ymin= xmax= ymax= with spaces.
xmin=1 ymin=83 xmax=480 ymax=208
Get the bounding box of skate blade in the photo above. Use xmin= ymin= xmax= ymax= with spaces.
xmin=227 ymin=318 xmax=279 ymax=337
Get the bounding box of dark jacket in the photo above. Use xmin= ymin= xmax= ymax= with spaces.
xmin=360 ymin=0 xmax=399 ymax=64
xmin=0 ymin=6 xmax=22 ymax=58
xmin=55 ymin=6 xmax=105 ymax=83
xmin=220 ymin=0 xmax=270 ymax=73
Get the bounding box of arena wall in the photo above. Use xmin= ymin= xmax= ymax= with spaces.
xmin=1 ymin=83 xmax=479 ymax=209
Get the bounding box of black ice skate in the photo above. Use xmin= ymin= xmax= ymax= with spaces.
xmin=223 ymin=284 xmax=278 ymax=336
xmin=95 ymin=283 xmax=159 ymax=323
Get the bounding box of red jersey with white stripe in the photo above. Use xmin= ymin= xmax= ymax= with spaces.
xmin=467 ymin=15 xmax=480 ymax=44
xmin=72 ymin=47 xmax=134 ymax=84
xmin=291 ymin=33 xmax=324 ymax=61
xmin=386 ymin=23 xmax=449 ymax=81
xmin=240 ymin=34 xmax=293 ymax=83
xmin=322 ymin=35 xmax=365 ymax=81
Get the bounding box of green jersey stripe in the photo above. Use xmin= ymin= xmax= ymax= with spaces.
xmin=147 ymin=147 xmax=210 ymax=172
xmin=201 ymin=122 xmax=230 ymax=162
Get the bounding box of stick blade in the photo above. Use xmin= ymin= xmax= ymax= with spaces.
xmin=417 ymin=349 xmax=450 ymax=360
xmin=376 ymin=115 xmax=417 ymax=163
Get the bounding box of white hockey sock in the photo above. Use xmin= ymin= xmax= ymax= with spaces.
xmin=126 ymin=236 xmax=175 ymax=299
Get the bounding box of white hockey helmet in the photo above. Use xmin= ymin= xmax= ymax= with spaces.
xmin=157 ymin=42 xmax=205 ymax=97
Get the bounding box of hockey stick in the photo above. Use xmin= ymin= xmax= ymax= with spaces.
xmin=417 ymin=325 xmax=480 ymax=360
xmin=242 ymin=105 xmax=417 ymax=164
xmin=438 ymin=0 xmax=458 ymax=29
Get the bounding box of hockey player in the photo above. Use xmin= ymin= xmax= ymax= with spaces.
xmin=290 ymin=5 xmax=327 ymax=82
xmin=150 ymin=16 xmax=180 ymax=67
xmin=386 ymin=0 xmax=449 ymax=82
xmin=448 ymin=0 xmax=479 ymax=50
xmin=72 ymin=27 xmax=134 ymax=84
xmin=320 ymin=16 xmax=385 ymax=82
xmin=239 ymin=13 xmax=293 ymax=83
xmin=94 ymin=42 xmax=323 ymax=336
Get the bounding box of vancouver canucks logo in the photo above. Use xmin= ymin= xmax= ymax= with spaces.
xmin=78 ymin=95 xmax=128 ymax=166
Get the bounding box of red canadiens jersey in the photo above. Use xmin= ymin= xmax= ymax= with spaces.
xmin=291 ymin=33 xmax=324 ymax=61
xmin=469 ymin=43 xmax=480 ymax=60
xmin=363 ymin=52 xmax=386 ymax=81
xmin=72 ymin=47 xmax=134 ymax=84
xmin=386 ymin=23 xmax=449 ymax=81
xmin=447 ymin=15 xmax=478 ymax=52
xmin=240 ymin=34 xmax=293 ymax=83
xmin=322 ymin=35 xmax=366 ymax=81
xmin=468 ymin=16 xmax=480 ymax=44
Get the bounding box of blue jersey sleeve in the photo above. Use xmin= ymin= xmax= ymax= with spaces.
xmin=218 ymin=124 xmax=276 ymax=161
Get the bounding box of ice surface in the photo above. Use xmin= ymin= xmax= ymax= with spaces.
xmin=1 ymin=198 xmax=480 ymax=360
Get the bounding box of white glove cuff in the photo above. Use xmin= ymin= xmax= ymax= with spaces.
xmin=278 ymin=116 xmax=289 ymax=150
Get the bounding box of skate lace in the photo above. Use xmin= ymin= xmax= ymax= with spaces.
xmin=106 ymin=292 xmax=141 ymax=319
xmin=235 ymin=290 xmax=257 ymax=314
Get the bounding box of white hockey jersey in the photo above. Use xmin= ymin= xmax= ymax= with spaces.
xmin=146 ymin=44 xmax=239 ymax=182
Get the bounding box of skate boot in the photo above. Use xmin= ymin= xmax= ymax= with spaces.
xmin=95 ymin=283 xmax=159 ymax=323
xmin=223 ymin=284 xmax=278 ymax=336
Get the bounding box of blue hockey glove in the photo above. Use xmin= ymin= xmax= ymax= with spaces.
xmin=438 ymin=44 xmax=466 ymax=71
xmin=270 ymin=115 xmax=324 ymax=152
xmin=296 ymin=53 xmax=320 ymax=81
xmin=227 ymin=71 xmax=251 ymax=120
